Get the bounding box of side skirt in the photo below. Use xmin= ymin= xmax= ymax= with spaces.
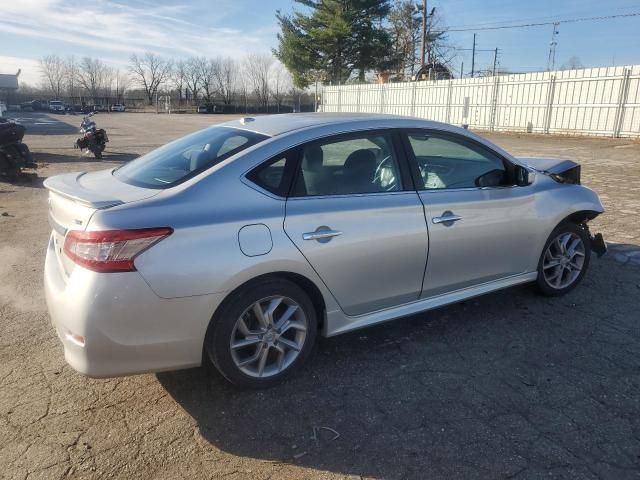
xmin=324 ymin=272 xmax=538 ymax=337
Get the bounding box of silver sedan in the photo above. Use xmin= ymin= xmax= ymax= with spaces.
xmin=44 ymin=113 xmax=606 ymax=387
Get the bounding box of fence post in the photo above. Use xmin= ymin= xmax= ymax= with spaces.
xmin=357 ymin=84 xmax=362 ymax=113
xmin=410 ymin=81 xmax=417 ymax=117
xmin=489 ymin=76 xmax=500 ymax=131
xmin=543 ymin=74 xmax=557 ymax=134
xmin=379 ymin=84 xmax=385 ymax=113
xmin=612 ymin=68 xmax=631 ymax=138
xmin=337 ymin=87 xmax=342 ymax=113
xmin=445 ymin=80 xmax=453 ymax=124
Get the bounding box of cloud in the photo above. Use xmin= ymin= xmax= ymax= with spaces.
xmin=0 ymin=0 xmax=276 ymax=61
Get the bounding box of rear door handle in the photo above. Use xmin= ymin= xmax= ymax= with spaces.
xmin=432 ymin=214 xmax=462 ymax=225
xmin=303 ymin=229 xmax=342 ymax=242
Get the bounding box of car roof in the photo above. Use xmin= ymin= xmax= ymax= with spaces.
xmin=219 ymin=112 xmax=455 ymax=137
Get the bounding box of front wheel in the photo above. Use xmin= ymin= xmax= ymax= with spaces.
xmin=205 ymin=279 xmax=318 ymax=388
xmin=535 ymin=222 xmax=591 ymax=296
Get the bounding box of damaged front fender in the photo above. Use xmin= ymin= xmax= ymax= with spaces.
xmin=518 ymin=157 xmax=581 ymax=184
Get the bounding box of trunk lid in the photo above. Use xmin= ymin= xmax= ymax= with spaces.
xmin=44 ymin=169 xmax=161 ymax=276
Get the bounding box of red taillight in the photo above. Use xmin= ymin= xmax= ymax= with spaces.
xmin=63 ymin=228 xmax=173 ymax=273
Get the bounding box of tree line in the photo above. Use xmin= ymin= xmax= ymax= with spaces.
xmin=37 ymin=52 xmax=302 ymax=110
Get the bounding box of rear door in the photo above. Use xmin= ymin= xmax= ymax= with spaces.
xmin=283 ymin=131 xmax=428 ymax=316
xmin=402 ymin=130 xmax=539 ymax=297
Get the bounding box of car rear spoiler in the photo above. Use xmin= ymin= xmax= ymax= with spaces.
xmin=43 ymin=172 xmax=124 ymax=209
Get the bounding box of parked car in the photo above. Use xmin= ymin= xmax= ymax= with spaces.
xmin=43 ymin=113 xmax=606 ymax=388
xmin=196 ymin=105 xmax=208 ymax=113
xmin=48 ymin=100 xmax=65 ymax=113
xmin=110 ymin=104 xmax=126 ymax=112
xmin=19 ymin=102 xmax=33 ymax=111
xmin=94 ymin=104 xmax=107 ymax=112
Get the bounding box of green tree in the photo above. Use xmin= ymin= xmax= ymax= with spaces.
xmin=275 ymin=0 xmax=395 ymax=88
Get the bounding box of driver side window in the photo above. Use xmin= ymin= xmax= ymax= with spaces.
xmin=406 ymin=132 xmax=508 ymax=190
xmin=293 ymin=134 xmax=401 ymax=196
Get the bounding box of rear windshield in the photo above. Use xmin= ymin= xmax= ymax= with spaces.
xmin=114 ymin=126 xmax=268 ymax=188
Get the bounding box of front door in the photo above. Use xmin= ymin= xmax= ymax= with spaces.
xmin=284 ymin=131 xmax=428 ymax=316
xmin=402 ymin=130 xmax=539 ymax=297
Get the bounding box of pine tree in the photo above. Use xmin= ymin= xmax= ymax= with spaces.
xmin=275 ymin=0 xmax=396 ymax=88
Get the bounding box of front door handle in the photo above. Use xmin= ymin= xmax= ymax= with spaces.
xmin=432 ymin=213 xmax=462 ymax=225
xmin=303 ymin=227 xmax=343 ymax=242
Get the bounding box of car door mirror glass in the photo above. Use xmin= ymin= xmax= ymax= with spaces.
xmin=515 ymin=165 xmax=534 ymax=186
xmin=475 ymin=169 xmax=506 ymax=188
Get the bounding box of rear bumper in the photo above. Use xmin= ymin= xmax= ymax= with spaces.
xmin=44 ymin=233 xmax=224 ymax=378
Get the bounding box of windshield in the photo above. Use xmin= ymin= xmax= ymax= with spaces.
xmin=114 ymin=126 xmax=268 ymax=189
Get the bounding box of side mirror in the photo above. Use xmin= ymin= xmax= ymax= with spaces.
xmin=475 ymin=169 xmax=505 ymax=188
xmin=515 ymin=165 xmax=534 ymax=186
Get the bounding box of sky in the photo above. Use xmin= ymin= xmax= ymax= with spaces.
xmin=0 ymin=0 xmax=639 ymax=86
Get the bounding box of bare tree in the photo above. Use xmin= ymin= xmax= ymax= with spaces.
xmin=244 ymin=53 xmax=273 ymax=110
xmin=196 ymin=57 xmax=216 ymax=104
xmin=112 ymin=69 xmax=130 ymax=102
xmin=236 ymin=73 xmax=249 ymax=113
xmin=39 ymin=54 xmax=66 ymax=98
xmin=65 ymin=56 xmax=79 ymax=100
xmin=77 ymin=57 xmax=111 ymax=102
xmin=172 ymin=60 xmax=187 ymax=106
xmin=212 ymin=57 xmax=237 ymax=106
xmin=184 ymin=57 xmax=202 ymax=104
xmin=270 ymin=64 xmax=292 ymax=113
xmin=561 ymin=56 xmax=584 ymax=71
xmin=129 ymin=52 xmax=173 ymax=105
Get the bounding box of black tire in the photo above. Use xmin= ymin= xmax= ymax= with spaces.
xmin=535 ymin=222 xmax=591 ymax=296
xmin=205 ymin=278 xmax=318 ymax=388
xmin=93 ymin=149 xmax=102 ymax=159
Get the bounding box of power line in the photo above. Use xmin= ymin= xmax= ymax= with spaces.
xmin=432 ymin=12 xmax=640 ymax=33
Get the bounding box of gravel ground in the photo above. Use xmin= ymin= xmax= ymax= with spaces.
xmin=1 ymin=112 xmax=639 ymax=480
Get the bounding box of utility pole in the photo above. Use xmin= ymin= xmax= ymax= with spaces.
xmin=492 ymin=48 xmax=499 ymax=76
xmin=420 ymin=0 xmax=427 ymax=67
xmin=460 ymin=61 xmax=464 ymax=79
xmin=471 ymin=33 xmax=476 ymax=78
xmin=546 ymin=22 xmax=559 ymax=71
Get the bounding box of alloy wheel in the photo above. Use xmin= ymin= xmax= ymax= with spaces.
xmin=542 ymin=232 xmax=586 ymax=289
xmin=230 ymin=296 xmax=308 ymax=378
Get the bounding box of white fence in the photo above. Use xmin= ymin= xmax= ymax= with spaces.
xmin=321 ymin=65 xmax=640 ymax=138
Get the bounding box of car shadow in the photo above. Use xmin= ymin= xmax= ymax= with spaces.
xmin=157 ymin=245 xmax=640 ymax=479
xmin=5 ymin=111 xmax=78 ymax=135
xmin=157 ymin=248 xmax=640 ymax=478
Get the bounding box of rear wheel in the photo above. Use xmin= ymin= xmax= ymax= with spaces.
xmin=535 ymin=222 xmax=591 ymax=296
xmin=205 ymin=279 xmax=317 ymax=388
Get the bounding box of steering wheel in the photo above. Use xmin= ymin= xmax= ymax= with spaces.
xmin=373 ymin=155 xmax=398 ymax=191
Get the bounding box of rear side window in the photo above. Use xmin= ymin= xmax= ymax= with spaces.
xmin=246 ymin=152 xmax=296 ymax=197
xmin=114 ymin=127 xmax=267 ymax=188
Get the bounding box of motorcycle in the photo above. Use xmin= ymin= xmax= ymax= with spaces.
xmin=75 ymin=112 xmax=108 ymax=159
xmin=0 ymin=118 xmax=37 ymax=182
